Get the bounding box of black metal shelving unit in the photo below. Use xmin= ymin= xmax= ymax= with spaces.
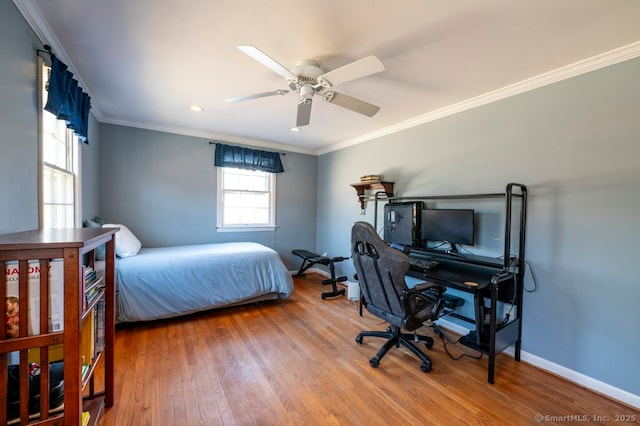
xmin=375 ymin=183 xmax=528 ymax=384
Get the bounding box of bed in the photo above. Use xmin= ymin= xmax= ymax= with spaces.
xmin=102 ymin=241 xmax=294 ymax=323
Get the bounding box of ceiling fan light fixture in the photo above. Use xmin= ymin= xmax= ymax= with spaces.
xmin=299 ymin=84 xmax=315 ymax=101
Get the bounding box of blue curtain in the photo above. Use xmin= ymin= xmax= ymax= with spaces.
xmin=44 ymin=57 xmax=91 ymax=144
xmin=214 ymin=143 xmax=284 ymax=173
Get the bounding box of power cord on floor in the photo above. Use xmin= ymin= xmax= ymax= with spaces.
xmin=432 ymin=323 xmax=483 ymax=361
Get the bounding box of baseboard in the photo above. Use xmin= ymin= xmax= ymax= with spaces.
xmin=518 ymin=351 xmax=640 ymax=409
xmin=436 ymin=318 xmax=640 ymax=409
xmin=293 ymin=267 xmax=349 ymax=282
xmin=299 ymin=271 xmax=640 ymax=408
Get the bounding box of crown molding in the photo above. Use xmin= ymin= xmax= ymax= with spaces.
xmin=14 ymin=0 xmax=639 ymax=157
xmin=318 ymin=40 xmax=640 ymax=156
xmin=100 ymin=117 xmax=316 ymax=156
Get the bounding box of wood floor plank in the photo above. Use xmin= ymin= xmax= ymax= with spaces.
xmin=100 ymin=273 xmax=639 ymax=425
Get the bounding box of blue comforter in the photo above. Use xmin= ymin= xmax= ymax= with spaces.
xmin=116 ymin=242 xmax=294 ymax=322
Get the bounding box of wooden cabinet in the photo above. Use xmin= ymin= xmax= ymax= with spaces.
xmin=0 ymin=228 xmax=117 ymax=425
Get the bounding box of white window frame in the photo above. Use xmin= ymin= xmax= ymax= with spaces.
xmin=216 ymin=167 xmax=276 ymax=232
xmin=39 ymin=58 xmax=81 ymax=229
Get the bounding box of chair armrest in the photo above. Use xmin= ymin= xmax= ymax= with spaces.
xmin=402 ymin=282 xmax=446 ymax=319
xmin=406 ymin=282 xmax=446 ymax=295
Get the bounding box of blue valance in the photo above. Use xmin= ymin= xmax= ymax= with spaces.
xmin=214 ymin=143 xmax=284 ymax=173
xmin=44 ymin=56 xmax=91 ymax=144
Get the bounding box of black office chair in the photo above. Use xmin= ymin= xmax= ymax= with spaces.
xmin=351 ymin=221 xmax=446 ymax=372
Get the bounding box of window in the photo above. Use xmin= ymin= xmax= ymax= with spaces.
xmin=40 ymin=60 xmax=80 ymax=229
xmin=217 ymin=167 xmax=276 ymax=231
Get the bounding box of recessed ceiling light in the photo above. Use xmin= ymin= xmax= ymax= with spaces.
xmin=289 ymin=127 xmax=300 ymax=132
xmin=189 ymin=105 xmax=204 ymax=112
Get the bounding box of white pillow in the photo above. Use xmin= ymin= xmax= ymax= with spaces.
xmin=102 ymin=223 xmax=142 ymax=257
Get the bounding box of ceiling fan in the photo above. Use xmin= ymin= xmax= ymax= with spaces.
xmin=225 ymin=45 xmax=385 ymax=127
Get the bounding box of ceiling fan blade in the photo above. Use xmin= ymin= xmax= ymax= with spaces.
xmin=323 ymin=91 xmax=380 ymax=117
xmin=296 ymin=100 xmax=312 ymax=127
xmin=318 ymin=55 xmax=385 ymax=87
xmin=237 ymin=45 xmax=297 ymax=80
xmin=224 ymin=89 xmax=289 ymax=103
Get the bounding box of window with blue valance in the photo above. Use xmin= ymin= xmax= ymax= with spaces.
xmin=44 ymin=56 xmax=91 ymax=144
xmin=214 ymin=142 xmax=284 ymax=173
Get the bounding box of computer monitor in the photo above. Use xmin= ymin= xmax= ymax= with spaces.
xmin=383 ymin=202 xmax=422 ymax=247
xmin=422 ymin=208 xmax=475 ymax=253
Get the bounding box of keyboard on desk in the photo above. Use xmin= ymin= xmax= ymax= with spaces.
xmin=408 ymin=257 xmax=439 ymax=271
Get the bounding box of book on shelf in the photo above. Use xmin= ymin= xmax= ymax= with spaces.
xmin=4 ymin=259 xmax=64 ymax=337
xmin=82 ymin=411 xmax=91 ymax=426
xmin=83 ymin=265 xmax=104 ymax=309
xmin=82 ymin=363 xmax=90 ymax=378
xmin=94 ymin=299 xmax=105 ymax=354
xmin=84 ymin=279 xmax=103 ymax=307
xmin=81 ymin=309 xmax=95 ymax=364
xmin=360 ymin=174 xmax=381 ymax=183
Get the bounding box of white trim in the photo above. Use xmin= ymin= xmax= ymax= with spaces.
xmin=16 ymin=0 xmax=640 ymax=157
xmin=216 ymin=167 xmax=277 ymax=231
xmin=37 ymin=56 xmax=45 ymax=229
xmin=103 ymin=118 xmax=315 ymax=156
xmin=313 ymin=276 xmax=640 ymax=409
xmin=73 ymin=133 xmax=82 ymax=227
xmin=519 ymin=350 xmax=640 ymax=409
xmin=216 ymin=226 xmax=276 ymax=233
xmin=433 ymin=317 xmax=640 ymax=409
xmin=317 ymin=40 xmax=640 ymax=155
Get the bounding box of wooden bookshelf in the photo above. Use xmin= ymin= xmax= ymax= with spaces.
xmin=0 ymin=227 xmax=117 ymax=425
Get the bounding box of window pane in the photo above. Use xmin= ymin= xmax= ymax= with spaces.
xmin=42 ymin=112 xmax=70 ymax=170
xmin=41 ymin=62 xmax=78 ymax=229
xmin=223 ymin=168 xmax=268 ymax=191
xmin=43 ymin=204 xmax=74 ymax=229
xmin=218 ymin=167 xmax=274 ymax=228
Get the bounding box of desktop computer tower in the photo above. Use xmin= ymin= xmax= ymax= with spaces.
xmin=383 ymin=202 xmax=422 ymax=248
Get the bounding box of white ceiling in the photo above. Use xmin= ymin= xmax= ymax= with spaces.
xmin=15 ymin=0 xmax=640 ymax=155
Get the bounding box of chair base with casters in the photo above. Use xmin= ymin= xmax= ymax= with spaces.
xmin=356 ymin=325 xmax=435 ymax=372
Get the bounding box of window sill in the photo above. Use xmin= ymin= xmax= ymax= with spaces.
xmin=216 ymin=226 xmax=277 ymax=233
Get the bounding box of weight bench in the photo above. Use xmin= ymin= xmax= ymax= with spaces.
xmin=292 ymin=249 xmax=348 ymax=299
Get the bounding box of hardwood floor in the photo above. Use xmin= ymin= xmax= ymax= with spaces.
xmin=100 ymin=273 xmax=638 ymax=425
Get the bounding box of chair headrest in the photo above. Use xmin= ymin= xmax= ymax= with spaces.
xmin=351 ymin=221 xmax=409 ymax=274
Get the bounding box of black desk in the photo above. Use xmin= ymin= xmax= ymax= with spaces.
xmin=407 ymin=251 xmax=521 ymax=384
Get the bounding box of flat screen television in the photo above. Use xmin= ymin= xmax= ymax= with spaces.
xmin=383 ymin=202 xmax=422 ymax=247
xmin=421 ymin=208 xmax=474 ymax=253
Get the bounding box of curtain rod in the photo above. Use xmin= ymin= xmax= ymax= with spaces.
xmin=36 ymin=44 xmax=55 ymax=59
xmin=209 ymin=141 xmax=286 ymax=155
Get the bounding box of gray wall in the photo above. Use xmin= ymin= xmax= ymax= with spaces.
xmin=317 ymin=57 xmax=640 ymax=396
xmin=0 ymin=0 xmax=41 ymax=234
xmin=98 ymin=124 xmax=317 ymax=268
xmin=4 ymin=0 xmax=639 ymax=401
xmin=81 ymin=113 xmax=102 ymax=220
xmin=0 ymin=1 xmax=101 ymax=234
